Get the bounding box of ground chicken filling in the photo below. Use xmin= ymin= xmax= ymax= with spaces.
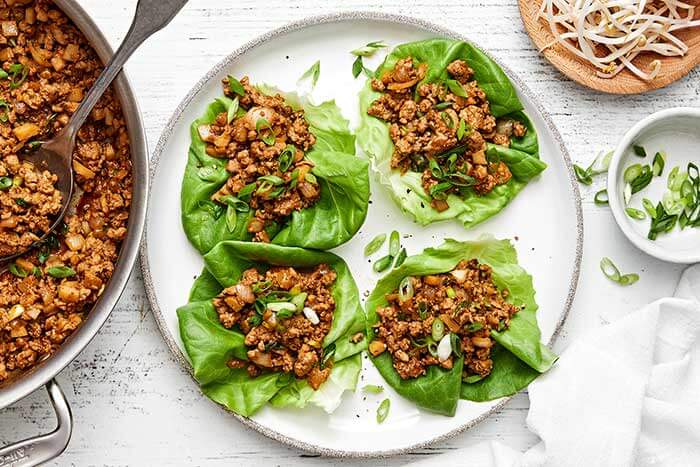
xmin=212 ymin=264 xmax=338 ymax=390
xmin=198 ymin=77 xmax=320 ymax=243
xmin=369 ymin=259 xmax=520 ymax=381
xmin=367 ymin=57 xmax=528 ymax=212
xmin=0 ymin=157 xmax=62 ymax=256
xmin=0 ymin=0 xmax=132 ymax=384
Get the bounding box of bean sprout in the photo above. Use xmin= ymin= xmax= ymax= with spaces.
xmin=538 ymin=0 xmax=700 ymax=80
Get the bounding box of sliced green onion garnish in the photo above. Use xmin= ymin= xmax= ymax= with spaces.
xmin=0 ymin=176 xmax=12 ymax=190
xmin=376 ymin=398 xmax=390 ymax=423
xmin=600 ymin=257 xmax=638 ymax=286
xmin=624 ymin=183 xmax=632 ymax=205
xmin=594 ymin=189 xmax=608 ymax=205
xmin=373 ymin=255 xmax=393 ymax=273
xmin=393 ymin=248 xmax=407 ymax=268
xmin=633 ymin=145 xmax=647 ymax=158
xmin=573 ymin=164 xmax=593 ymax=185
xmin=466 ymin=322 xmax=483 ymax=332
xmin=446 ymin=79 xmax=467 ymax=97
xmin=446 ymin=286 xmax=456 ymax=299
xmin=398 ymin=276 xmax=414 ymax=302
xmin=227 ymin=75 xmax=245 ymax=96
xmin=364 ymin=233 xmax=386 ymax=256
xmin=625 ymin=207 xmax=646 ymax=220
xmin=362 ymin=384 xmax=384 ymax=394
xmin=225 ymin=204 xmax=237 ymax=232
xmin=642 ymin=198 xmax=657 ymax=218
xmin=624 ymin=164 xmax=642 ymax=183
xmin=290 ymin=292 xmax=307 ymax=311
xmin=431 ymin=318 xmax=445 ymax=341
xmin=589 ymin=150 xmax=614 ymax=175
xmin=350 ymin=40 xmax=387 ymax=57
xmin=298 ymin=60 xmax=320 ymax=88
xmin=652 ymin=152 xmax=665 ymax=176
xmin=389 ymin=230 xmax=400 ymax=257
xmin=667 ymin=166 xmax=680 ymax=190
xmin=46 ymin=266 xmax=76 ymax=279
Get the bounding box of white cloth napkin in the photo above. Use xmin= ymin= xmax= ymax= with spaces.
xmin=412 ymin=265 xmax=700 ymax=467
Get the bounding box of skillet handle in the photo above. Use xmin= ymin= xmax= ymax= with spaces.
xmin=0 ymin=380 xmax=73 ymax=467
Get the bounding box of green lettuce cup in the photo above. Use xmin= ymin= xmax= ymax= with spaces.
xmin=365 ymin=238 xmax=557 ymax=416
xmin=182 ymin=84 xmax=370 ymax=254
xmin=177 ymin=242 xmax=366 ymax=417
xmin=357 ymin=38 xmax=546 ymax=228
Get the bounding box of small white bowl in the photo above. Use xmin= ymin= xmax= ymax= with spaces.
xmin=608 ymin=107 xmax=700 ymax=264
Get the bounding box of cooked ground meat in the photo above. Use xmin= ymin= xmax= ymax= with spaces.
xmin=367 ymin=57 xmax=528 ymax=212
xmin=369 ymin=259 xmax=520 ymax=381
xmin=198 ymin=77 xmax=320 ymax=243
xmin=212 ymin=264 xmax=337 ymax=390
xmin=0 ymin=155 xmax=62 ymax=256
xmin=0 ymin=0 xmax=132 ymax=384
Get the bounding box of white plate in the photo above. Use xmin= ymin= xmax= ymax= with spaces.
xmin=141 ymin=12 xmax=582 ymax=457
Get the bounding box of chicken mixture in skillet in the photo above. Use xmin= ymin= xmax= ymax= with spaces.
xmin=367 ymin=57 xmax=528 ymax=211
xmin=0 ymin=0 xmax=132 ymax=383
xmin=0 ymin=157 xmax=62 ymax=256
xmin=197 ymin=77 xmax=320 ymax=243
xmin=212 ymin=264 xmax=338 ymax=389
xmin=369 ymin=259 xmax=520 ymax=381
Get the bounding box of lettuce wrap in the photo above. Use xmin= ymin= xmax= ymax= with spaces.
xmin=178 ymin=242 xmax=366 ymax=416
xmin=365 ymin=238 xmax=557 ymax=416
xmin=357 ymin=39 xmax=546 ymax=228
xmin=182 ymin=87 xmax=370 ymax=254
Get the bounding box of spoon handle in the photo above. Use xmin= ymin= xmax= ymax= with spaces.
xmin=53 ymin=0 xmax=188 ymax=148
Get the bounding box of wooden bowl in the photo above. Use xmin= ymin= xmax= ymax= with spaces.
xmin=518 ymin=0 xmax=700 ymax=94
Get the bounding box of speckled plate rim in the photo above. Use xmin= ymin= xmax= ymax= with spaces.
xmin=139 ymin=11 xmax=584 ymax=459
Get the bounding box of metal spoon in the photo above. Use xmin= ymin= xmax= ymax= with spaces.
xmin=2 ymin=0 xmax=188 ymax=262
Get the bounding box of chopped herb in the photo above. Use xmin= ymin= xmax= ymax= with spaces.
xmin=248 ymin=314 xmax=262 ymax=326
xmin=8 ymin=63 xmax=27 ymax=89
xmin=15 ymin=198 xmax=28 ymax=208
xmin=46 ymin=266 xmax=76 ymax=279
xmin=446 ymin=79 xmax=467 ymax=97
xmin=227 ymin=75 xmax=245 ymax=96
xmin=376 ymin=398 xmax=390 ymax=423
xmin=8 ymin=263 xmax=27 ymax=278
xmin=298 ymin=60 xmax=320 ymax=88
xmin=362 ymin=384 xmax=384 ymax=394
xmin=466 ymin=322 xmax=483 ymax=332
xmin=364 ymin=233 xmax=386 ymax=256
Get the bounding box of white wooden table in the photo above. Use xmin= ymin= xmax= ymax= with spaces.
xmin=1 ymin=1 xmax=696 ymax=465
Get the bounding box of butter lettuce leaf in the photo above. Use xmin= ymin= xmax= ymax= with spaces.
xmin=365 ymin=237 xmax=557 ymax=415
xmin=357 ymin=39 xmax=545 ymax=228
xmin=178 ymin=242 xmax=366 ymax=417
